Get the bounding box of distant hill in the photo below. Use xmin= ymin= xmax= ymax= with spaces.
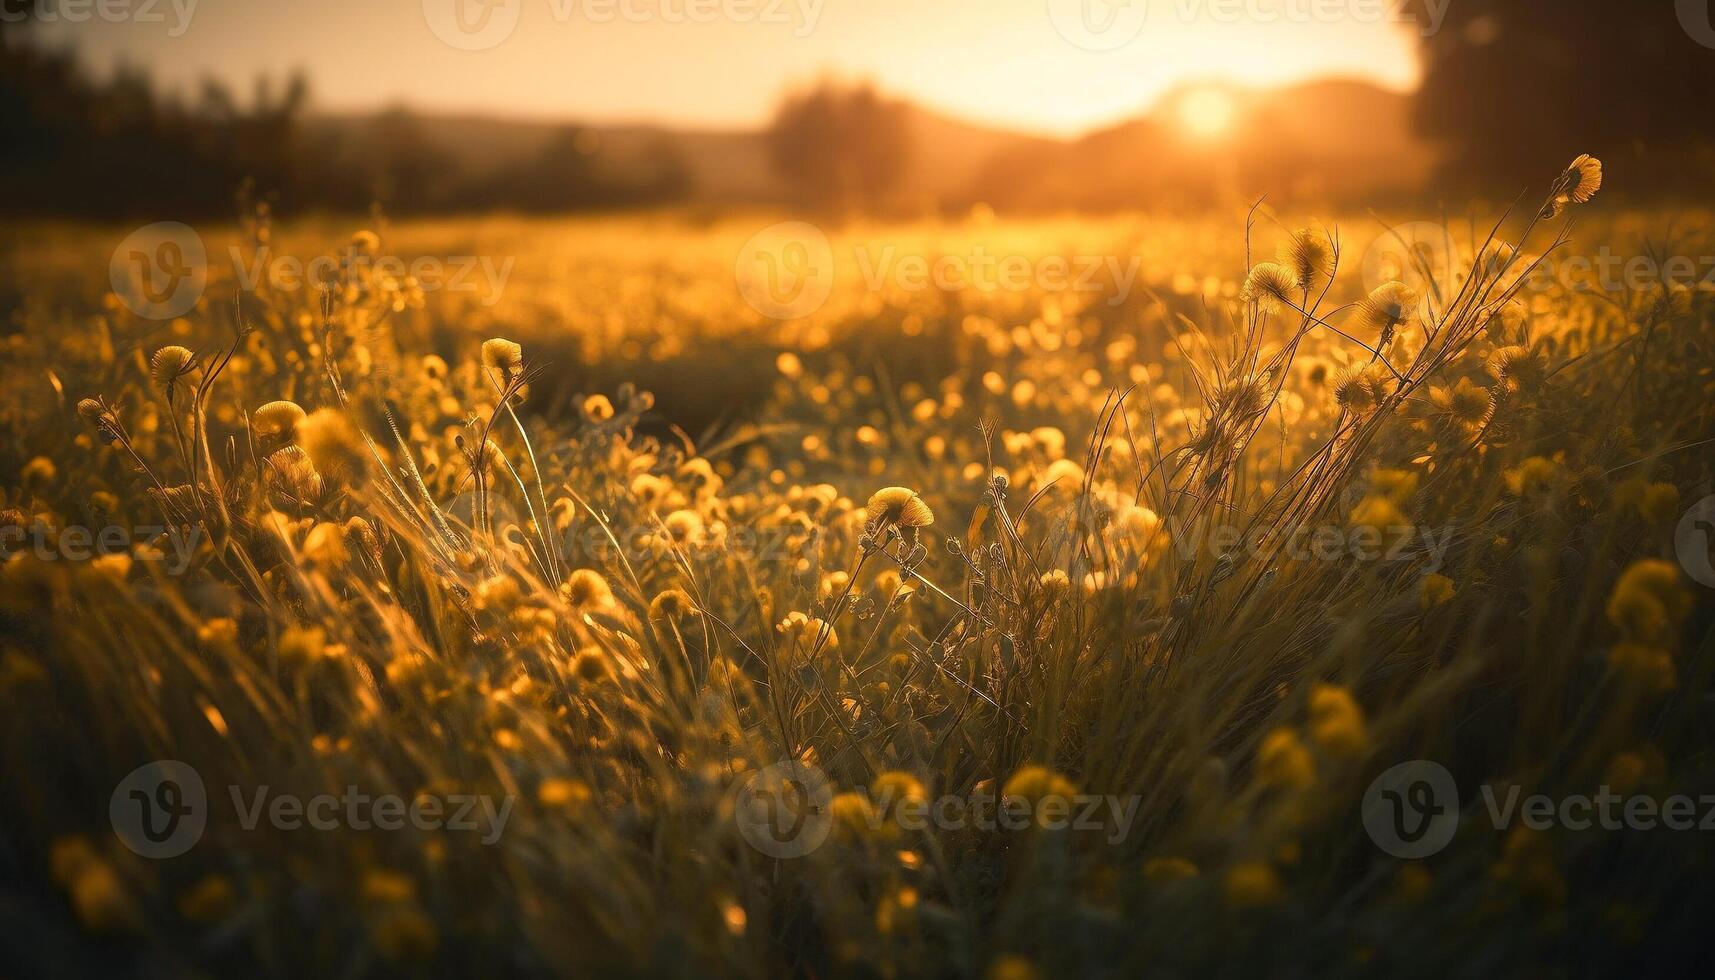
xmin=306 ymin=78 xmax=1436 ymax=212
xmin=893 ymin=104 xmax=1060 ymax=205
xmin=308 ymin=113 xmax=776 ymax=204
xmin=969 ymin=79 xmax=1437 ymax=211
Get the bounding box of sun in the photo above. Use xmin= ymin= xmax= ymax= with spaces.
xmin=1178 ymin=87 xmax=1236 ymax=138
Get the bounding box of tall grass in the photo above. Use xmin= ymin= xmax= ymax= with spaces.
xmin=2 ymin=160 xmax=1713 ymax=976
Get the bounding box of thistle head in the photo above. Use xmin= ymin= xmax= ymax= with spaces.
xmin=252 ymin=400 xmax=306 ymax=443
xmin=150 ymin=345 xmax=198 ymax=395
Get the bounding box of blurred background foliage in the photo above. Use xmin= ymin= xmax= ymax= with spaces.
xmin=6 ymin=1 xmax=1715 ymax=220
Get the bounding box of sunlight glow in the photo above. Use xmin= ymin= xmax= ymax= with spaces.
xmin=37 ymin=0 xmax=1422 ymax=137
xmin=1178 ymin=88 xmax=1237 ymax=137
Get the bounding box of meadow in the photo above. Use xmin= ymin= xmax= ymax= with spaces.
xmin=3 ymin=158 xmax=1715 ymax=976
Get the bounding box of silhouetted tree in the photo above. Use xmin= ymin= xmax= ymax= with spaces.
xmin=1 ymin=21 xmax=309 ymax=219
xmin=361 ymin=108 xmax=454 ymax=213
xmin=1408 ymin=0 xmax=1715 ymax=196
xmin=0 ymin=25 xmax=690 ymax=219
xmin=767 ymin=81 xmax=911 ymax=212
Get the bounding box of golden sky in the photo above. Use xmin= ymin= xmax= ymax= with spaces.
xmin=41 ymin=0 xmax=1423 ymax=135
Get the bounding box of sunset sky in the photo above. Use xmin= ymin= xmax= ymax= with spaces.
xmin=38 ymin=0 xmax=1423 ymax=135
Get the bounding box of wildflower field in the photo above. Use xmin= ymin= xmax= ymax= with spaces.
xmin=4 ymin=160 xmax=1715 ymax=976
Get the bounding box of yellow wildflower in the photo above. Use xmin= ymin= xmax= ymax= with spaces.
xmin=1256 ymin=728 xmax=1315 ymax=791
